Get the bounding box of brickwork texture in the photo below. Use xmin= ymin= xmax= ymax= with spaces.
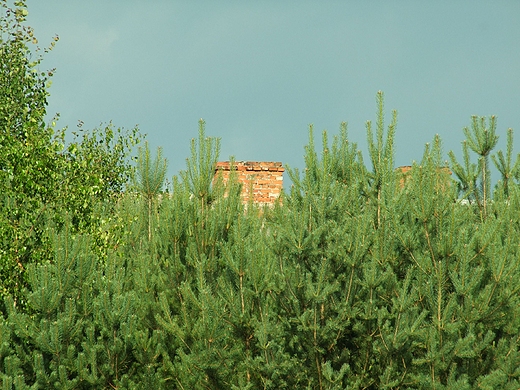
xmin=215 ymin=161 xmax=284 ymax=205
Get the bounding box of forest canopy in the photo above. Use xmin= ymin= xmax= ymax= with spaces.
xmin=1 ymin=1 xmax=520 ymax=389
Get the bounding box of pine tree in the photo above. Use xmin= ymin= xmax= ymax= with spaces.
xmin=152 ymin=122 xmax=250 ymax=388
xmin=269 ymin=104 xmax=389 ymax=388
xmin=449 ymin=116 xmax=499 ymax=218
xmin=2 ymin=91 xmax=520 ymax=388
xmin=2 ymin=212 xmax=166 ymax=388
xmin=366 ymin=90 xmax=397 ymax=229
xmin=492 ymin=127 xmax=520 ymax=198
xmin=135 ymin=141 xmax=168 ymax=242
xmin=4 ymin=223 xmax=98 ymax=388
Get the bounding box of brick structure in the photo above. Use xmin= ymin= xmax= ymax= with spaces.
xmin=397 ymin=166 xmax=413 ymax=189
xmin=214 ymin=161 xmax=284 ymax=205
xmin=396 ymin=165 xmax=452 ymax=190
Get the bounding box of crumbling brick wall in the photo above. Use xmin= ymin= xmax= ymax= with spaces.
xmin=396 ymin=165 xmax=452 ymax=190
xmin=214 ymin=161 xmax=284 ymax=205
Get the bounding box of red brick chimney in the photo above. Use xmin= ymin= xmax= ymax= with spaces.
xmin=396 ymin=165 xmax=452 ymax=190
xmin=215 ymin=161 xmax=284 ymax=205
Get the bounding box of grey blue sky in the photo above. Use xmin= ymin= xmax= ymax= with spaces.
xmin=25 ymin=1 xmax=520 ymax=182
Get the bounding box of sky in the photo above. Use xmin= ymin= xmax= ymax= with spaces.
xmin=24 ymin=1 xmax=520 ymax=185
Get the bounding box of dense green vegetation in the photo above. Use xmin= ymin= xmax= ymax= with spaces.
xmin=2 ymin=1 xmax=520 ymax=388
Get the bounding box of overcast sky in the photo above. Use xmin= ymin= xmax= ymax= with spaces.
xmin=25 ymin=1 xmax=520 ymax=183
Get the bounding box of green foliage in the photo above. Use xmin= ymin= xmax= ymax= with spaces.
xmin=181 ymin=119 xmax=222 ymax=204
xmin=2 ymin=3 xmax=520 ymax=386
xmin=463 ymin=116 xmax=498 ymax=209
xmin=492 ymin=127 xmax=520 ymax=198
xmin=62 ymin=123 xmax=142 ymax=226
xmin=136 ymin=141 xmax=168 ymax=200
xmin=0 ymin=0 xmax=58 ymax=138
xmin=449 ymin=116 xmax=500 ymax=217
xmin=2 ymin=99 xmax=520 ymax=388
xmin=0 ymin=0 xmax=142 ymax=309
xmin=0 ymin=0 xmax=61 ymax=308
xmin=134 ymin=140 xmax=167 ymax=241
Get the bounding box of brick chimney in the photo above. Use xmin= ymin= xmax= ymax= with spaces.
xmin=396 ymin=165 xmax=452 ymax=190
xmin=214 ymin=161 xmax=284 ymax=205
